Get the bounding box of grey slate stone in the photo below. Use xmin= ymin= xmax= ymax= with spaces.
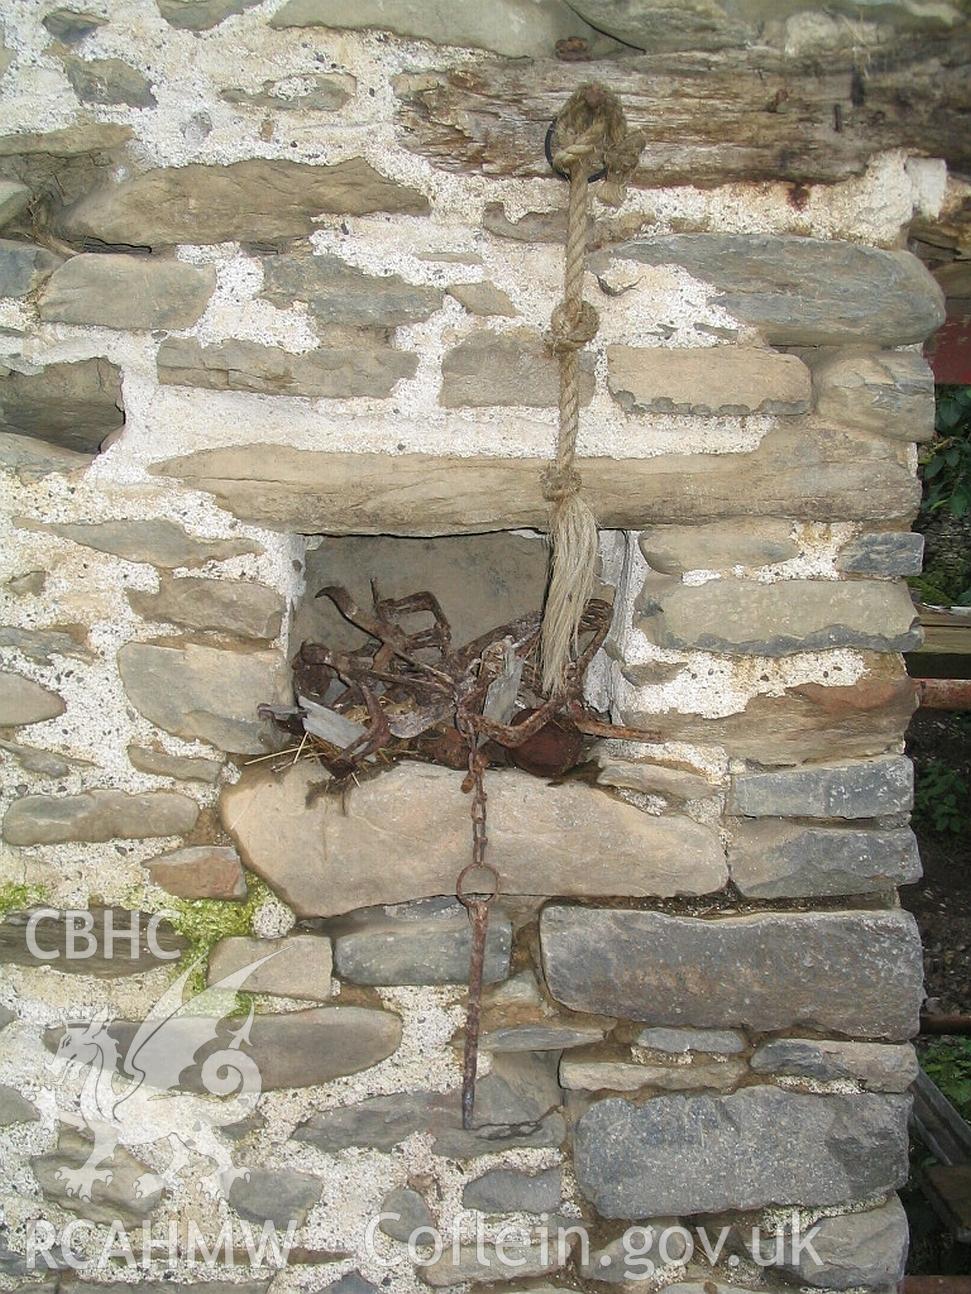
xmin=221 ymin=73 xmax=354 ymax=111
xmin=47 ymin=1006 xmax=401 ymax=1091
xmin=479 ymin=1020 xmax=608 ymax=1052
xmin=0 ymin=357 xmax=123 ymax=454
xmin=158 ymin=336 xmax=418 ymax=400
xmin=602 ymin=235 xmax=945 ymax=346
xmin=0 ymin=624 xmax=89 ymax=663
xmin=810 ymin=349 xmax=936 ymax=441
xmin=3 ymin=788 xmax=198 ymax=845
xmin=58 ymin=158 xmax=429 ymax=247
xmin=19 ymin=516 xmax=261 ymax=568
xmin=42 ymin=9 xmax=108 ymax=42
xmin=560 ymin=1046 xmax=747 ymax=1093
xmin=440 ymin=328 xmax=594 ymax=409
xmin=321 ymin=1275 xmax=379 ymax=1294
xmin=378 ymin=1186 xmax=434 ymax=1240
xmin=333 ymin=901 xmax=511 ymax=986
xmin=127 ymin=574 xmax=284 ymax=640
xmin=540 ymin=906 xmax=923 ymax=1039
xmin=635 ymin=1026 xmax=747 ymax=1055
xmin=34 ymin=1128 xmax=163 ymax=1224
xmin=447 ymin=281 xmax=517 ymax=317
xmin=261 ymin=253 xmax=442 ymax=328
xmin=0 ymin=239 xmax=63 ymax=298
xmin=0 ymin=906 xmax=186 ymax=975
xmin=836 ymin=531 xmax=925 ymax=575
xmin=0 ymin=1083 xmax=39 ymax=1126
xmin=293 ymin=1091 xmax=439 ymax=1153
xmin=639 ymin=518 xmax=798 ymax=574
xmin=61 ymin=54 xmax=156 ymax=108
xmin=128 ymin=744 xmax=224 ymax=783
xmin=729 ymin=821 xmax=921 ymax=897
xmin=208 ymin=934 xmax=333 ymax=1000
xmin=0 ymin=670 xmax=65 ymax=726
xmin=637 ymin=578 xmax=921 ymax=655
xmin=463 ymin=1166 xmax=562 ymax=1214
xmin=419 ymin=1233 xmax=567 ymax=1285
xmin=574 ymin=1088 xmax=910 ymax=1216
xmin=0 ymin=433 xmax=94 ymax=478
xmin=0 ymin=738 xmax=91 ymax=778
xmin=0 ymin=182 xmax=31 ymax=229
xmin=729 ymin=755 xmax=914 ymax=819
xmin=750 ymin=1039 xmax=919 ymax=1092
xmin=579 ymin=1220 xmax=686 ymax=1282
xmin=118 ymin=640 xmax=290 ymax=754
xmin=229 ymin=1167 xmax=321 ymax=1227
xmin=734 ymin=1195 xmax=909 ymax=1289
xmin=39 ymin=254 xmax=215 ymax=329
xmin=156 ymin=0 xmax=262 ymax=29
xmin=269 ymin=0 xmax=620 ymax=58
xmin=0 ymin=1005 xmax=14 ymax=1029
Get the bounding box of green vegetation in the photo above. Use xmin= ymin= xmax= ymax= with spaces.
xmin=913 ymin=755 xmax=971 ymax=836
xmin=0 ymin=881 xmax=49 ymax=915
xmin=922 ymin=1037 xmax=971 ymax=1124
xmin=911 ymin=385 xmax=971 ymax=606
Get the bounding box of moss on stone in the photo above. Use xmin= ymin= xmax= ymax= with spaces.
xmin=0 ymin=881 xmax=49 ymax=915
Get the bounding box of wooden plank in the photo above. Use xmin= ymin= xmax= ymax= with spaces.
xmin=394 ymin=36 xmax=971 ymax=189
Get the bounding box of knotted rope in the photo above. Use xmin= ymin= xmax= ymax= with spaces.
xmin=540 ymin=84 xmax=644 ymax=694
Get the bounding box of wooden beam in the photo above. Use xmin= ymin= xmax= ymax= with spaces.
xmin=395 ymin=36 xmax=971 ymax=188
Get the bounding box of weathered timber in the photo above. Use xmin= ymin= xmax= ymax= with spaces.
xmin=394 ymin=39 xmax=971 ymax=187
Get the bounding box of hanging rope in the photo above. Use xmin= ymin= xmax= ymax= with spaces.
xmin=540 ymin=84 xmax=644 ymax=695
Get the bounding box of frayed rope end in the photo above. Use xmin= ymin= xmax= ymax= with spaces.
xmin=541 ymin=491 xmax=599 ymax=696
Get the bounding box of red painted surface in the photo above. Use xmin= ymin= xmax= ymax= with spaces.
xmin=928 ymin=311 xmax=971 ymax=383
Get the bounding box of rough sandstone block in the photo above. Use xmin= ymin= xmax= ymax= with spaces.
xmin=261 ymin=253 xmax=442 ymax=327
xmin=0 ymin=670 xmax=65 ymax=726
xmin=145 ymin=845 xmax=247 ymax=900
xmin=0 ymin=239 xmax=62 ymax=298
xmin=207 ymin=934 xmax=333 ymax=1000
xmin=118 ymin=641 xmax=291 ymax=754
xmin=750 ymin=1039 xmax=919 ymax=1092
xmin=440 ymin=329 xmax=595 ymax=409
xmin=221 ymin=761 xmax=727 ymax=918
xmin=16 ymin=517 xmax=261 ymax=568
xmin=39 ymin=254 xmax=215 ymax=330
xmin=811 ymin=349 xmax=936 ymax=441
xmin=3 ymin=789 xmax=199 ymax=845
xmin=607 ymin=345 xmax=811 ymax=416
xmin=573 ymin=1088 xmax=910 ymax=1216
xmin=0 ymin=357 xmax=123 ymax=455
xmin=540 ymin=906 xmax=923 ymax=1038
xmin=560 ymin=1045 xmax=748 ymax=1093
xmin=637 ymin=578 xmax=921 ymax=655
xmin=127 ymin=574 xmax=284 ymax=641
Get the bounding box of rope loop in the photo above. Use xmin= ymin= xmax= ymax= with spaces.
xmin=548 ymin=299 xmax=599 ymax=354
xmin=541 ymin=462 xmax=583 ymax=503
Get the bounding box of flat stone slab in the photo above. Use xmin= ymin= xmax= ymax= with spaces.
xmin=637 ymin=578 xmax=921 ymax=655
xmin=640 ymin=518 xmax=798 ymax=574
xmin=261 ymin=253 xmax=442 ymax=327
xmin=46 ymin=1005 xmax=401 ymax=1090
xmin=463 ymin=1167 xmax=561 ymax=1215
xmin=440 ymin=329 xmax=594 ymax=408
xmin=3 ymin=789 xmax=198 ymax=845
xmin=836 ymin=530 xmax=925 ymax=575
xmin=0 ymin=239 xmax=62 ymax=298
xmin=599 ymin=235 xmax=945 ymax=345
xmin=34 ymin=1128 xmax=162 ymax=1224
xmin=634 ymin=1026 xmax=747 ymax=1055
xmin=127 ymin=574 xmax=284 ymax=640
xmin=751 ymin=1194 xmax=910 ymax=1289
xmin=158 ymin=337 xmax=417 ymax=401
xmin=228 ymin=1167 xmax=321 ymax=1228
xmin=729 ymin=755 xmax=914 ymax=818
xmin=560 ymin=1046 xmax=747 ymax=1093
xmin=607 ymin=345 xmax=811 ymax=416
xmin=221 ymin=762 xmax=727 ymax=918
xmin=749 ymin=1039 xmax=919 ymax=1092
xmin=540 ymin=906 xmax=923 ymax=1038
xmin=729 ymin=821 xmax=921 ymax=896
xmin=18 ymin=517 xmax=261 ymax=567
xmin=39 ymin=254 xmax=215 ymax=329
xmin=118 ymin=640 xmax=290 ymax=754
xmin=379 ymin=1186 xmax=435 ymax=1241
xmin=128 ymin=744 xmax=224 ymax=783
xmin=0 ymin=670 xmax=65 ymax=726
xmin=333 ymin=902 xmax=511 ymax=986
xmin=0 ymin=906 xmax=186 ymax=976
xmin=574 ymin=1087 xmax=910 ymax=1216
xmin=209 ymin=934 xmax=333 ymax=1000
xmin=57 ymin=157 xmax=429 ymax=246
xmin=152 ymin=422 xmax=920 ymax=533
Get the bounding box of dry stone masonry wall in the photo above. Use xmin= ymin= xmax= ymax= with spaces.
xmin=0 ymin=1 xmax=954 ymax=1292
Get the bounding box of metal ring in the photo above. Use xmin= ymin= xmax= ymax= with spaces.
xmin=545 ymin=120 xmax=608 ymax=184
xmin=456 ymin=861 xmax=500 ymax=908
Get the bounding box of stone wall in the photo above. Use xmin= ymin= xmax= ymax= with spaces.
xmin=0 ymin=2 xmax=952 ymax=1293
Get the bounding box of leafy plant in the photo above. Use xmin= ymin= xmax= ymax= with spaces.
xmin=913 ymin=758 xmax=971 ymax=835
xmin=921 ymin=1037 xmax=971 ymax=1124
xmin=922 ymin=387 xmax=971 ymax=518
